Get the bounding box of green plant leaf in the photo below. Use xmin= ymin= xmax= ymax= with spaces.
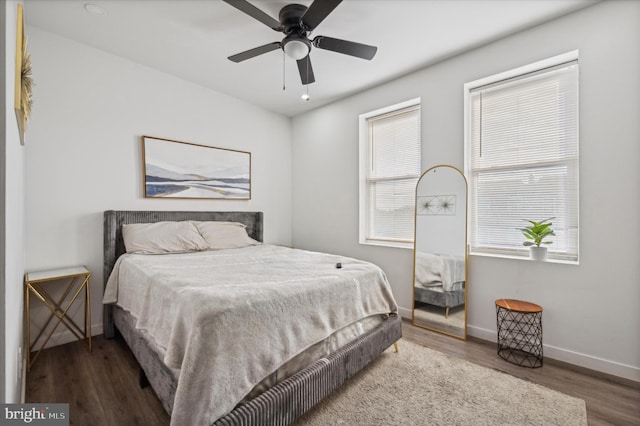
xmin=519 ymin=218 xmax=555 ymax=246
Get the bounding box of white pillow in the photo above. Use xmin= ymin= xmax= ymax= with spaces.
xmin=193 ymin=221 xmax=260 ymax=250
xmin=122 ymin=221 xmax=209 ymax=254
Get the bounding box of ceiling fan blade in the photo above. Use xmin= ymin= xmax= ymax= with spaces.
xmin=313 ymin=36 xmax=377 ymax=60
xmin=228 ymin=42 xmax=281 ymax=63
xmin=223 ymin=0 xmax=282 ymax=31
xmin=297 ymin=56 xmax=316 ymax=85
xmin=301 ymin=0 xmax=342 ymax=30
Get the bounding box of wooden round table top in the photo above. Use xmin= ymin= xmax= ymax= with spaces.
xmin=495 ymin=299 xmax=542 ymax=313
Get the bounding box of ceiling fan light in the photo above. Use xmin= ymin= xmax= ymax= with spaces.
xmin=283 ymin=39 xmax=310 ymax=60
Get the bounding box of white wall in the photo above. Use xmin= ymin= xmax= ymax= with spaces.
xmin=24 ymin=27 xmax=293 ymax=348
xmin=292 ymin=1 xmax=640 ymax=381
xmin=2 ymin=0 xmax=27 ymax=403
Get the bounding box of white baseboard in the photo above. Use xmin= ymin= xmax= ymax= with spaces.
xmin=20 ymin=348 xmax=27 ymax=404
xmin=397 ymin=306 xmax=412 ymax=320
xmin=30 ymin=323 xmax=103 ymax=351
xmin=467 ymin=324 xmax=496 ymax=343
xmin=467 ymin=324 xmax=640 ymax=383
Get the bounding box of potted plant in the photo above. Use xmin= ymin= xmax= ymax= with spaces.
xmin=518 ymin=218 xmax=555 ymax=261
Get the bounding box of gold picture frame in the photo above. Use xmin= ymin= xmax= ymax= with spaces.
xmin=14 ymin=3 xmax=32 ymax=145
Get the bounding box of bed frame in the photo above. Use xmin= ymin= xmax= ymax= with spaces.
xmin=103 ymin=210 xmax=402 ymax=425
xmin=414 ymin=282 xmax=465 ymax=318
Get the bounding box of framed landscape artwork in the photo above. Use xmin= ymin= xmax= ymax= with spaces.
xmin=142 ymin=136 xmax=251 ymax=199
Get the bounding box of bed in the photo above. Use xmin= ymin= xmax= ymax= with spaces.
xmin=102 ymin=210 xmax=402 ymax=425
xmin=413 ymin=251 xmax=465 ymax=317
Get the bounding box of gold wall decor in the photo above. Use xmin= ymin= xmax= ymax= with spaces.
xmin=14 ymin=3 xmax=33 ymax=145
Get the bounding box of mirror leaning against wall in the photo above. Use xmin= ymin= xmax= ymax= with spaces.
xmin=412 ymin=165 xmax=468 ymax=339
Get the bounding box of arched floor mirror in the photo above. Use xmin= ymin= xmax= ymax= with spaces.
xmin=412 ymin=164 xmax=468 ymax=339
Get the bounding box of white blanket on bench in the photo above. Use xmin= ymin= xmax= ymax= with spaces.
xmin=414 ymin=251 xmax=465 ymax=291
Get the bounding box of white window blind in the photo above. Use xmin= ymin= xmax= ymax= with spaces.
xmin=468 ymin=60 xmax=579 ymax=261
xmin=364 ymin=103 xmax=421 ymax=244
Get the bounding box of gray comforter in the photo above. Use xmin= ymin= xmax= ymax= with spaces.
xmin=103 ymin=244 xmax=397 ymax=425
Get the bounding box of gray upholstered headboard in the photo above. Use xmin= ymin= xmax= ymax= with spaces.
xmin=102 ymin=210 xmax=263 ymax=337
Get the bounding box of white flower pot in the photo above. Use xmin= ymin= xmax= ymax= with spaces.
xmin=530 ymin=246 xmax=548 ymax=261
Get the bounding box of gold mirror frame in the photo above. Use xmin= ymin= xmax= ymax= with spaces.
xmin=411 ymin=164 xmax=468 ymax=340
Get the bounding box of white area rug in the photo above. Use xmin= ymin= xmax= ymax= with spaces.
xmin=295 ymin=340 xmax=587 ymax=425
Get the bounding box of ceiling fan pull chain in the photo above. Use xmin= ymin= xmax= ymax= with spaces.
xmin=305 ymin=58 xmax=310 ymax=101
xmin=282 ymin=50 xmax=286 ymax=91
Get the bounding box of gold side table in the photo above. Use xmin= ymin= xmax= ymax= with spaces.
xmin=25 ymin=266 xmax=92 ymax=371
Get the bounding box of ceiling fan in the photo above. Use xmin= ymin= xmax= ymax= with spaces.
xmin=223 ymin=0 xmax=378 ymax=85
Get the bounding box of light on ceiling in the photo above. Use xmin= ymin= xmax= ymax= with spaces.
xmin=84 ymin=3 xmax=106 ymax=15
xmin=301 ymin=84 xmax=310 ymax=102
xmin=283 ymin=39 xmax=310 ymax=60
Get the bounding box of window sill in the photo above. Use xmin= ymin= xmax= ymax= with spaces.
xmin=469 ymin=251 xmax=579 ymax=265
xmin=360 ymin=240 xmax=414 ymax=250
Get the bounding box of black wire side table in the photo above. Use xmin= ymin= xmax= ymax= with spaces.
xmin=495 ymin=299 xmax=543 ymax=368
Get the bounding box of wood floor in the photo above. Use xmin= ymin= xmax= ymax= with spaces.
xmin=26 ymin=320 xmax=640 ymax=425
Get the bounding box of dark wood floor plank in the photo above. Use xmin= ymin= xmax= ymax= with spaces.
xmin=26 ymin=321 xmax=639 ymax=425
xmin=85 ymin=338 xmax=153 ymax=424
xmin=26 ymin=336 xmax=170 ymax=426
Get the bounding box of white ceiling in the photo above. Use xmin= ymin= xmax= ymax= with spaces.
xmin=24 ymin=0 xmax=596 ymax=117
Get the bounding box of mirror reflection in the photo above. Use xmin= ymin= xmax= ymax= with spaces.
xmin=412 ymin=165 xmax=468 ymax=339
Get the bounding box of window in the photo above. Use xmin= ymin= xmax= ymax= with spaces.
xmin=359 ymin=99 xmax=421 ymax=248
xmin=464 ymin=52 xmax=579 ymax=262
